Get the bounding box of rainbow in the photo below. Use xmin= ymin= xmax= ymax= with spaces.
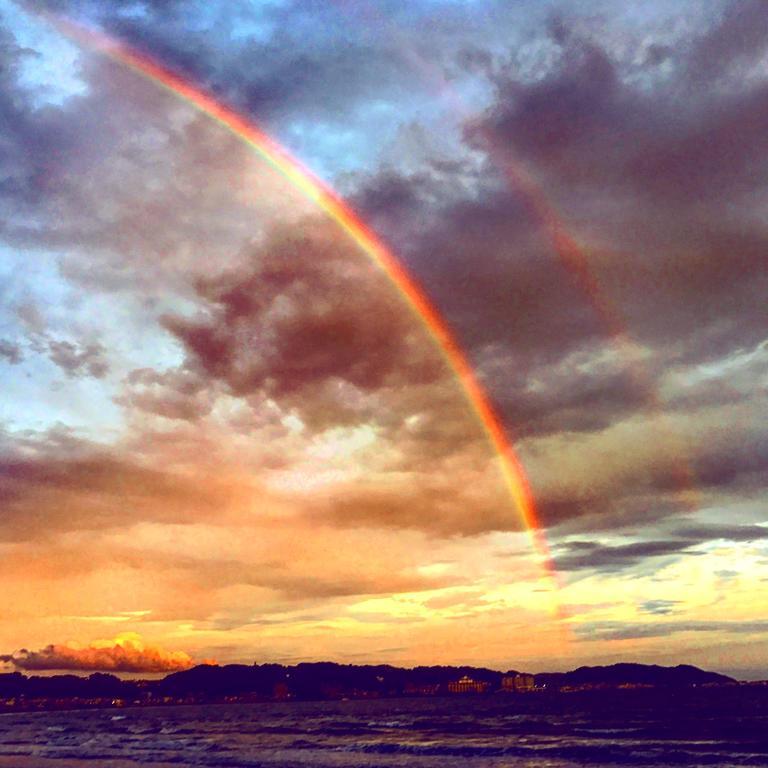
xmin=41 ymin=14 xmax=558 ymax=588
xmin=335 ymin=2 xmax=698 ymax=506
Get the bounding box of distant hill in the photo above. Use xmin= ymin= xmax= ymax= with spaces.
xmin=535 ymin=663 xmax=735 ymax=690
xmin=158 ymin=661 xmax=733 ymax=698
xmin=160 ymin=661 xmax=507 ymax=698
xmin=0 ymin=661 xmax=737 ymax=711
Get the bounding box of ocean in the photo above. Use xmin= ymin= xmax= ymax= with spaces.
xmin=0 ymin=690 xmax=766 ymax=767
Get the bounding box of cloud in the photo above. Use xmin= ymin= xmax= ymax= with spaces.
xmin=150 ymin=550 xmax=456 ymax=601
xmin=0 ymin=339 xmax=22 ymax=364
xmin=638 ymin=600 xmax=682 ymax=616
xmin=0 ymin=22 xmax=294 ymax=297
xmin=670 ymin=524 xmax=768 ymax=543
xmin=116 ymin=367 xmax=213 ymax=422
xmin=335 ymin=0 xmax=768 ymax=448
xmin=313 ymin=473 xmax=515 ymax=537
xmin=26 ymin=0 xmax=420 ymax=149
xmin=553 ymin=539 xmax=701 ymax=574
xmin=0 ymin=0 xmax=764 ymax=658
xmin=686 ymin=0 xmax=768 ymax=85
xmin=575 ymin=620 xmax=768 ymax=643
xmin=523 ymin=398 xmax=768 ymax=536
xmin=160 ymin=220 xmax=458 ymax=440
xmin=11 ymin=0 xmax=766 ymax=381
xmin=461 ymin=17 xmax=768 ymax=364
xmin=47 ymin=339 xmax=109 ymax=378
xmin=0 ymin=444 xmax=244 ymax=541
xmin=548 ymin=514 xmax=768 ymax=577
xmin=0 ymin=633 xmax=212 ymax=672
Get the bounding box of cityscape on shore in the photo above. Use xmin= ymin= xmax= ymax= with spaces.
xmin=2 ymin=661 xmax=763 ymax=713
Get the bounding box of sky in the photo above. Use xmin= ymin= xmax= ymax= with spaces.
xmin=0 ymin=0 xmax=766 ymax=680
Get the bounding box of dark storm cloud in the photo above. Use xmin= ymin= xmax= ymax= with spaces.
xmin=0 ymin=19 xmax=62 ymax=215
xmin=336 ymin=1 xmax=768 ymax=549
xmin=481 ymin=345 xmax=653 ymax=439
xmin=553 ymin=539 xmax=701 ymax=574
xmin=534 ymin=497 xmax=596 ymax=529
xmin=690 ymin=431 xmax=768 ymax=491
xmin=575 ymin=620 xmax=768 ymax=643
xmin=475 ymin=11 xmax=768 ymax=211
xmin=535 ymin=411 xmax=768 ymax=534
xmin=0 ymin=0 xmax=764 ymax=560
xmin=10 ymin=0 xmax=762 ymax=401
xmin=554 ymin=522 xmax=768 ymax=574
xmin=686 ymin=0 xmax=768 ymax=85
xmin=670 ymin=524 xmax=768 ymax=544
xmin=458 ymin=14 xmax=768 ymax=363
xmin=27 ymin=0 xmax=415 ymax=127
xmin=341 ymin=0 xmax=768 ymax=414
xmin=161 ymin=224 xmax=446 ymax=426
xmin=9 ymin=0 xmax=764 ymax=375
xmin=396 ymin=190 xmax=605 ymax=365
xmin=0 ymin=21 xmax=157 ymax=246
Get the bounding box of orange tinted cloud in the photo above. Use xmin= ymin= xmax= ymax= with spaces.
xmin=1 ymin=633 xmax=214 ymax=673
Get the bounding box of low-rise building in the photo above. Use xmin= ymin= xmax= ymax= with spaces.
xmin=501 ymin=673 xmax=536 ymax=692
xmin=448 ymin=675 xmax=490 ymax=694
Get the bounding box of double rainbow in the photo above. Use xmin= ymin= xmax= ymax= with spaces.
xmin=43 ymin=14 xmax=556 ymax=588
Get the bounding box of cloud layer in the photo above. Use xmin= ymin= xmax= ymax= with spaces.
xmin=0 ymin=0 xmax=765 ymax=672
xmin=1 ymin=634 xmax=210 ymax=673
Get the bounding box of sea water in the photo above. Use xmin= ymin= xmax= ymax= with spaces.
xmin=0 ymin=691 xmax=766 ymax=767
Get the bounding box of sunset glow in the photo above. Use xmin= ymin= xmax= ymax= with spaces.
xmin=46 ymin=13 xmax=554 ymax=580
xmin=1 ymin=0 xmax=766 ymax=683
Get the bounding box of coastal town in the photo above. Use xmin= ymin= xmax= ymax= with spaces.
xmin=0 ymin=662 xmax=750 ymax=713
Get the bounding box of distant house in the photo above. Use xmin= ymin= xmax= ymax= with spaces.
xmin=501 ymin=673 xmax=535 ymax=692
xmin=404 ymin=683 xmax=441 ymax=696
xmin=448 ymin=675 xmax=491 ymax=694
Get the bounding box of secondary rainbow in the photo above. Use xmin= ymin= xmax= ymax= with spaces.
xmin=43 ymin=14 xmax=557 ymax=586
xmin=333 ymin=1 xmax=698 ymax=511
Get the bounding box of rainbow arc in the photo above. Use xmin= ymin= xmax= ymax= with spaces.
xmin=41 ymin=13 xmax=560 ymax=604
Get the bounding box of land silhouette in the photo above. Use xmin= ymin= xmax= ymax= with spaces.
xmin=0 ymin=661 xmax=746 ymax=712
